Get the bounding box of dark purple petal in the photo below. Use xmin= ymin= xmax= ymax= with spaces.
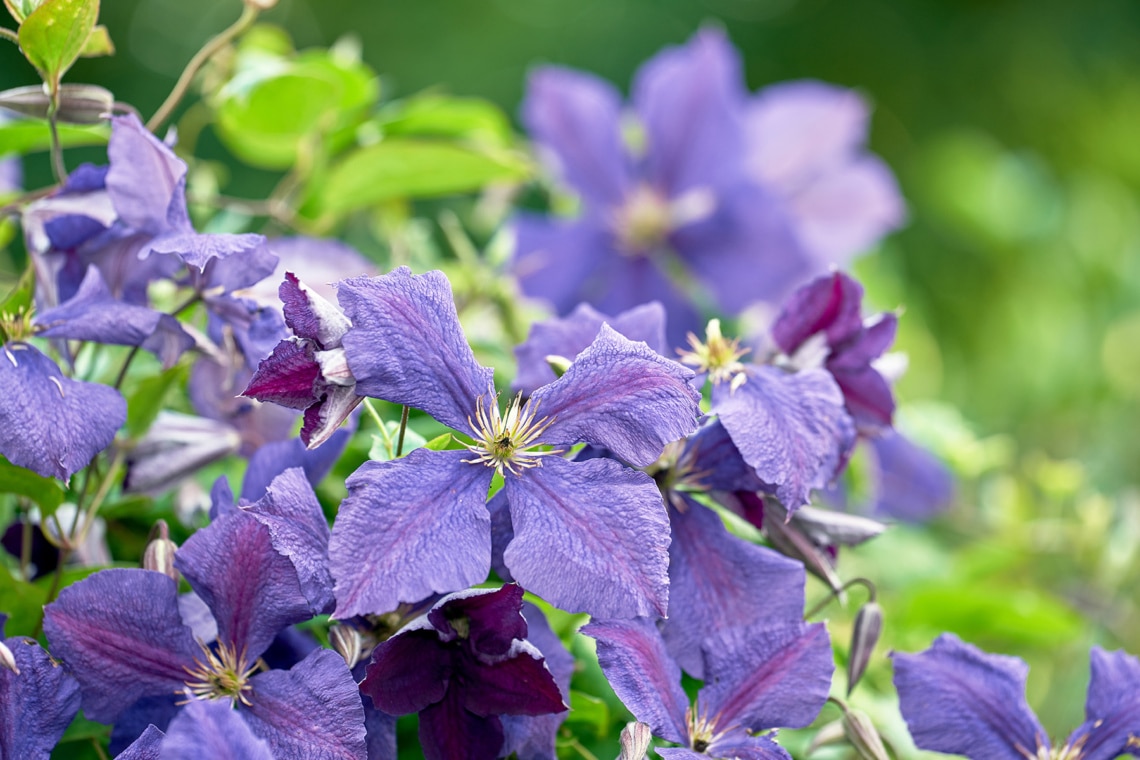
xmin=832 ymin=366 xmax=895 ymax=432
xmin=329 ymin=449 xmax=494 ymax=618
xmin=581 ymin=618 xmax=689 ymax=745
xmin=533 ymin=324 xmax=699 ymax=466
xmin=662 ymin=496 xmax=806 ymax=679
xmin=427 ymin=585 xmax=527 ymax=656
xmin=0 ymin=636 xmax=81 ymax=760
xmin=240 ymin=426 xmax=354 ymax=502
xmin=831 ymin=313 xmax=897 ymax=368
xmin=699 ymin=621 xmax=833 ymax=731
xmin=242 ymin=649 xmax=367 ymax=760
xmin=867 ymin=431 xmax=954 ymax=522
xmin=161 ymin=700 xmax=274 ymax=760
xmin=419 ymin=688 xmax=505 ymax=760
xmin=114 ymin=724 xmax=166 ymax=760
xmin=522 ymin=66 xmax=632 ymax=205
xmin=362 ymin=627 xmax=451 ymax=715
xmin=1062 ymin=648 xmax=1140 ymax=760
xmin=504 ymin=456 xmax=671 ymax=618
xmin=500 ymin=602 xmax=575 ymax=760
xmin=243 ymin=468 xmax=334 ymax=615
xmin=175 ymin=510 xmax=313 ymax=661
xmin=892 ymin=633 xmax=1049 ymax=760
xmin=462 ymin=640 xmax=566 ymax=718
xmin=301 ymin=384 xmax=363 ymax=449
xmin=0 ymin=343 xmax=125 ymax=480
xmin=280 ymin=272 xmax=352 ymax=349
xmin=42 ymin=569 xmax=198 ymax=723
xmin=243 ymin=339 xmax=322 ymax=410
xmin=105 ymin=114 xmax=189 ymax=235
xmin=713 ymin=366 xmax=854 ymax=510
xmin=771 ymin=272 xmax=865 ymax=353
xmin=338 ymin=268 xmax=493 ymax=431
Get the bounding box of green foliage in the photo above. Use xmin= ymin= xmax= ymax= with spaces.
xmin=124 ymin=364 xmax=188 ymax=439
xmin=0 ymin=111 xmax=107 ymax=154
xmin=16 ymin=0 xmax=99 ymax=90
xmin=0 ymin=457 xmax=65 ymax=513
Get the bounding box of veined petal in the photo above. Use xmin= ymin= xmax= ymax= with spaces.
xmin=662 ymin=497 xmax=806 ymax=679
xmin=503 ymin=456 xmax=670 ymax=618
xmin=0 ymin=344 xmax=126 ymax=480
xmin=500 ymin=603 xmax=575 ymax=760
xmin=149 ymin=232 xmax=276 ymax=286
xmin=161 ymin=700 xmax=274 ymax=760
xmin=280 ymin=271 xmax=352 ymax=350
xmin=1063 ymin=648 xmax=1140 ymax=760
xmin=106 ymin=114 xmax=188 ymax=235
xmin=892 ymin=633 xmax=1049 ymax=760
xmin=533 ymin=324 xmax=699 ymax=467
xmin=419 ymin=687 xmax=505 ymax=760
xmin=0 ymin=636 xmax=80 ymax=760
xmin=338 ymin=268 xmax=493 ymax=431
xmin=42 ymin=569 xmax=198 ymax=723
xmin=679 ymin=420 xmax=765 ymax=493
xmin=581 ymin=618 xmax=690 ymax=745
xmin=301 ymin=384 xmax=363 ymax=449
xmin=699 ymin=621 xmax=833 ymax=731
xmin=114 ymin=724 xmax=166 ymax=760
xmin=329 ymin=449 xmax=493 ymax=618
xmin=243 ymin=339 xmax=322 ymax=410
xmin=242 ymin=649 xmax=367 ymax=760
xmin=707 ymin=731 xmax=793 ymax=760
xmin=771 ymin=271 xmax=865 ymax=353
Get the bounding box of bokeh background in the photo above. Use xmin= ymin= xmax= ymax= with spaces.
xmin=3 ymin=0 xmax=1139 ymax=751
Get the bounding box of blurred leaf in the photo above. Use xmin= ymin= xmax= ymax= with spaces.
xmin=3 ymin=0 xmax=42 ymax=23
xmin=0 ymin=119 xmax=107 ymax=156
xmin=565 ymin=690 xmax=609 ymax=737
xmin=125 ymin=365 xmax=187 ymax=439
xmin=320 ymin=139 xmax=528 ymax=213
xmin=424 ymin=433 xmax=453 ymax=451
xmin=378 ymin=93 xmax=513 ymax=147
xmin=0 ymin=564 xmax=46 ymax=636
xmin=78 ymin=23 xmax=112 ymax=57
xmin=17 ymin=0 xmax=99 ymax=88
xmin=0 ymin=457 xmax=65 ymax=513
xmin=0 ymin=262 xmax=35 ymax=320
xmin=367 ymin=421 xmax=426 ymax=461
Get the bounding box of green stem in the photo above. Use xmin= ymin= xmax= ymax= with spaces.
xmin=805 ymin=577 xmax=877 ymax=619
xmin=146 ymin=4 xmax=259 ymax=132
xmin=0 ymin=27 xmax=18 ymax=45
xmin=395 ymin=405 xmax=410 ymax=457
xmin=47 ymin=97 xmax=67 ymax=183
xmin=112 ymin=345 xmax=141 ymax=390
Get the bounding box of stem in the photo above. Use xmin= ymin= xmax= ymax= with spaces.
xmin=112 ymin=345 xmax=141 ymax=390
xmin=562 ymin=738 xmax=600 ymax=760
xmin=75 ymin=450 xmax=123 ymax=547
xmin=395 ymin=405 xmax=410 ymax=457
xmin=91 ymin=739 xmax=109 ymax=760
xmin=805 ymin=577 xmax=877 ymax=619
xmin=47 ymin=98 xmax=67 ymax=183
xmin=0 ymin=27 xmax=17 ymax=45
xmin=146 ymin=4 xmax=259 ymax=132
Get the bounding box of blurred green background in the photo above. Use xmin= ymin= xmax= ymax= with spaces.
xmin=3 ymin=0 xmax=1140 ymax=752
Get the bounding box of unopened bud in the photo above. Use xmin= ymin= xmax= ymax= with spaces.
xmin=806 ymin=719 xmax=846 ymax=755
xmin=545 ymin=354 xmax=572 ymax=378
xmin=330 ymin=624 xmax=365 ymax=669
xmin=847 ymin=601 xmax=883 ymax=696
xmin=618 ymin=721 xmax=652 ymax=760
xmin=0 ymin=640 xmax=18 ymax=675
xmin=0 ymin=84 xmax=114 ymax=124
xmin=842 ymin=707 xmax=890 ymax=760
xmin=142 ymin=520 xmax=179 ymax=581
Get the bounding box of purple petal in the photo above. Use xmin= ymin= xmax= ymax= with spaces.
xmin=831 ymin=312 xmax=897 ymax=368
xmin=123 ymin=412 xmax=242 ymax=495
xmin=513 ymin=301 xmax=667 ymax=395
xmin=205 ymin=294 xmax=290 ymax=371
xmin=329 ymin=449 xmax=493 ymax=618
xmin=161 ymin=700 xmax=274 ymax=760
xmin=242 ymin=237 xmax=375 ymax=309
xmin=522 ymin=66 xmax=632 ymax=205
xmin=114 ymin=724 xmax=166 ymax=760
xmin=338 ymin=268 xmax=493 ymax=431
xmin=42 ymin=569 xmax=198 ymax=723
xmin=242 ymin=468 xmax=334 ymax=615
xmin=280 ymin=272 xmax=352 ymax=349
xmin=243 ymin=339 xmax=322 ymax=410
xmin=511 ymin=213 xmax=612 ymax=315
xmin=500 ymin=602 xmax=575 ymax=760
xmin=699 ymin=622 xmax=833 ymax=731
xmin=108 ymin=695 xmax=180 ymax=756
xmin=461 ymin=640 xmax=566 ymax=718
xmin=632 ymin=27 xmax=747 ymax=196
xmin=427 ymin=585 xmax=527 ymax=656
xmin=362 ymin=627 xmax=452 ymax=716
xmin=105 ymin=114 xmax=189 ymax=235
xmin=503 ymin=456 xmax=671 ymax=618
xmin=0 ymin=636 xmax=81 ymax=760
xmin=362 ymin=698 xmax=397 ymax=760
xmin=242 ymin=649 xmax=367 ymax=760
xmin=713 ymin=366 xmax=854 ymax=510
xmin=419 ymin=688 xmax=505 ymax=760
xmin=240 ymin=426 xmax=354 ymax=502
xmin=707 ymin=731 xmax=793 ymax=760
xmin=832 ymin=366 xmax=895 ymax=432
xmin=1063 ymin=648 xmax=1140 ymax=760
xmin=149 ymin=232 xmax=275 ymax=283
xmin=301 ymin=384 xmax=363 ymax=449
xmin=867 ymin=431 xmax=954 ymax=522
xmin=771 ymin=271 xmax=865 ymax=353
xmin=679 ymin=420 xmax=766 ymax=493
xmin=662 ymin=497 xmax=806 ymax=679
xmin=533 ymin=324 xmax=699 ymax=466
xmin=488 ymin=489 xmax=515 ymax=583
xmin=188 ymin=355 xmax=298 ymax=455
xmin=581 ymin=618 xmax=689 ymax=745
xmin=892 ymin=633 xmax=1049 ymax=760
xmin=175 ymin=510 xmax=313 ymax=660
xmin=0 ymin=344 xmax=125 ymax=480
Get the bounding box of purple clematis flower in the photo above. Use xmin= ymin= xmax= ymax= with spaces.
xmin=0 ymin=615 xmax=82 ymax=760
xmin=584 ymin=617 xmax=834 ymax=759
xmin=361 ymin=585 xmax=566 ymax=760
xmin=893 ymin=634 xmax=1140 ymax=760
xmin=328 ymin=267 xmax=700 ymax=619
xmin=43 ymin=469 xmax=365 ymax=759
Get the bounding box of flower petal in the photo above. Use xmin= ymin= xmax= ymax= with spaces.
xmin=280 ymin=271 xmax=352 ymax=350
xmin=114 ymin=724 xmax=166 ymax=760
xmin=427 ymin=585 xmax=527 ymax=656
xmin=461 ymin=639 xmax=567 ymax=719
xmin=0 ymin=344 xmax=126 ymax=480
xmin=362 ymin=627 xmax=452 ymax=716
xmin=533 ymin=323 xmax=699 ymax=467
xmin=243 ymin=339 xmax=322 ymax=410
xmin=867 ymin=430 xmax=954 ymax=522
xmin=891 ymin=633 xmax=1049 ymax=760
xmin=581 ymin=618 xmax=689 ymax=745
xmin=42 ymin=569 xmax=198 ymax=723
xmin=240 ymin=426 xmax=354 ymax=502
xmin=418 ymin=687 xmax=505 ymax=760
xmin=707 ymin=730 xmax=793 ymax=760
xmin=1062 ymin=648 xmax=1140 ymax=760
xmin=150 ymin=232 xmax=276 ymax=286
xmin=161 ymin=700 xmax=274 ymax=760
xmin=338 ymin=268 xmax=493 ymax=431
xmin=329 ymin=449 xmax=493 ymax=618
xmin=500 ymin=603 xmax=575 ymax=760
xmin=105 ymin=114 xmax=188 ymax=235
xmin=511 ymin=213 xmax=613 ymax=315
xmin=504 ymin=456 xmax=670 ymax=618
xmin=771 ymin=271 xmax=865 ymax=353
xmin=0 ymin=636 xmax=81 ymax=760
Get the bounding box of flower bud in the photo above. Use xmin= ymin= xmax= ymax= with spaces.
xmin=142 ymin=520 xmax=179 ymax=581
xmin=544 ymin=354 xmax=572 ymax=378
xmin=618 ymin=721 xmax=652 ymax=760
xmin=0 ymin=84 xmax=114 ymax=124
xmin=847 ymin=600 xmax=883 ymax=696
xmin=806 ymin=719 xmax=846 ymax=755
xmin=842 ymin=707 xmax=890 ymax=760
xmin=330 ymin=624 xmax=365 ymax=669
xmin=0 ymin=640 xmax=18 ymax=675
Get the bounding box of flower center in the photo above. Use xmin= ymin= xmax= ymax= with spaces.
xmin=0 ymin=305 xmax=35 ymax=344
xmin=686 ymin=704 xmax=726 ymax=755
xmin=182 ymin=640 xmax=258 ymax=706
xmin=677 ymin=319 xmax=750 ymax=388
xmin=463 ymin=393 xmax=560 ymax=477
xmin=613 ymin=185 xmax=674 ymax=254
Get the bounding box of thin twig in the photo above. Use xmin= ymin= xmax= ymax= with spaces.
xmin=0 ymin=27 xmax=18 ymax=45
xmin=395 ymin=406 xmax=410 ymax=457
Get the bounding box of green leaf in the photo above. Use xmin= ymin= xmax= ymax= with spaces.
xmin=320 ymin=139 xmax=528 ymax=213
xmin=368 ymin=422 xmax=426 ymax=461
xmin=378 ymin=93 xmax=513 ymax=147
xmin=424 ymin=433 xmax=453 ymax=451
xmin=3 ymin=0 xmax=41 ymax=24
xmin=17 ymin=0 xmax=99 ymax=88
xmin=564 ymin=690 xmax=610 ymax=737
xmin=0 ymin=456 xmax=66 ymax=513
xmin=0 ymin=262 xmax=35 ymax=318
xmin=0 ymin=563 xmax=47 ymax=636
xmin=78 ymin=22 xmax=111 ymax=57
xmin=0 ymin=118 xmax=107 ymax=155
xmin=125 ymin=365 xmax=187 ymax=439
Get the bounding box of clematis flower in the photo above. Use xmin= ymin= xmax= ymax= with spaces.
xmin=43 ymin=469 xmax=365 ymax=759
xmin=360 ymin=585 xmax=567 ymax=760
xmin=584 ymin=617 xmax=833 ymax=759
xmin=893 ymin=634 xmax=1140 ymax=760
xmin=328 ymin=267 xmax=700 ymax=619
xmin=0 ymin=614 xmax=82 ymax=760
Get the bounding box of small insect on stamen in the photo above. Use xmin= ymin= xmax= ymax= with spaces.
xmin=181 ymin=640 xmax=258 ymax=707
xmin=462 ymin=393 xmax=562 ymax=476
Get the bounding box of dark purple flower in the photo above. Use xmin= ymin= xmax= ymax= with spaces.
xmin=893 ymin=634 xmax=1140 ymax=760
xmin=584 ymin=617 xmax=833 ymax=759
xmin=361 ymin=585 xmax=566 ymax=760
xmin=0 ymin=619 xmax=82 ymax=760
xmin=329 ymin=267 xmax=700 ymax=619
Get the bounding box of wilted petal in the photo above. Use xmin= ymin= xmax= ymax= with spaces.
xmin=892 ymin=633 xmax=1049 ymax=760
xmin=0 ymin=636 xmax=81 ymax=760
xmin=581 ymin=618 xmax=689 ymax=745
xmin=419 ymin=687 xmax=505 ymax=760
xmin=1062 ymin=648 xmax=1140 ymax=760
xmin=105 ymin=114 xmax=188 ymax=234
xmin=0 ymin=343 xmax=125 ymax=480
xmin=534 ymin=324 xmax=699 ymax=466
xmin=663 ymin=496 xmax=805 ymax=679
xmin=175 ymin=510 xmax=313 ymax=661
xmin=301 ymin=384 xmax=363 ymax=449
xmin=867 ymin=431 xmax=954 ymax=522
xmin=500 ymin=603 xmax=575 ymax=760
xmin=504 ymin=456 xmax=670 ymax=618
xmin=114 ymin=724 xmax=166 ymax=760
xmin=713 ymin=366 xmax=854 ymax=510
xmin=243 ymin=339 xmax=322 ymax=410
xmin=329 ymin=449 xmax=493 ymax=618
xmin=771 ymin=271 xmax=865 ymax=353
xmin=522 ymin=66 xmax=632 ymax=205
xmin=699 ymin=621 xmax=833 ymax=731
xmin=42 ymin=569 xmax=198 ymax=723
xmin=161 ymin=700 xmax=274 ymax=760
xmin=242 ymin=649 xmax=367 ymax=760
xmin=338 ymin=268 xmax=493 ymax=431
xmin=280 ymin=272 xmax=352 ymax=349
xmin=426 ymin=585 xmax=527 ymax=655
